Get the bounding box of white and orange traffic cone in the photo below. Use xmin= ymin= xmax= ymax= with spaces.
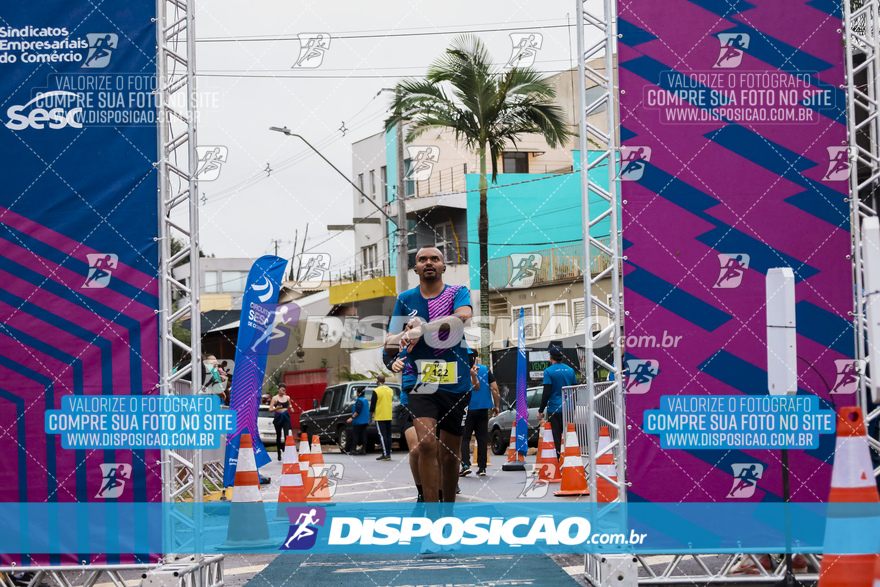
xmin=276 ymin=434 xmax=307 ymax=519
xmin=219 ymin=433 xmax=274 ymax=549
xmin=307 ymin=434 xmax=332 ymax=502
xmin=298 ymin=433 xmax=312 ymax=495
xmin=554 ymin=423 xmax=590 ymax=497
xmin=596 ymin=426 xmax=619 ymax=502
xmin=501 ymin=426 xmax=526 ymax=471
xmin=818 ymin=407 xmax=879 ymax=587
xmin=537 ymin=422 xmax=562 ymax=483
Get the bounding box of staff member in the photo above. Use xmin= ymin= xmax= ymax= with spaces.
xmin=345 ymin=388 xmax=370 ymax=455
xmin=460 ymin=352 xmax=500 ymax=477
xmin=538 ymin=346 xmax=577 ymax=460
xmin=370 ymin=374 xmax=394 ymax=461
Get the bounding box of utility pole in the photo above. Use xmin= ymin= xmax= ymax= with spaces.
xmin=395 ymin=99 xmax=408 ymax=296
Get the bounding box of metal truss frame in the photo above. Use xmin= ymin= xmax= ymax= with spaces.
xmin=575 ymin=0 xmax=876 ymax=584
xmin=156 ymin=0 xmax=204 ymax=557
xmin=847 ymin=0 xmax=880 ymax=469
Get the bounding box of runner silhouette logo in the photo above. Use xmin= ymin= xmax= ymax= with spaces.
xmin=281 ymin=506 xmax=326 ymax=550
xmin=82 ymin=34 xmax=118 ymax=69
xmin=823 ymin=146 xmax=853 ymax=181
xmin=96 ymin=463 xmax=131 ymax=498
xmin=619 ymin=146 xmax=651 ymax=181
xmin=713 ymin=33 xmax=750 ymax=69
xmin=713 ymin=253 xmax=750 ymax=289
xmin=727 ymin=463 xmax=764 ymax=498
xmin=83 ymin=253 xmax=118 ymax=289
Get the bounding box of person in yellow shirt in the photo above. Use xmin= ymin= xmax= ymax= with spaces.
xmin=370 ymin=374 xmax=395 ymax=461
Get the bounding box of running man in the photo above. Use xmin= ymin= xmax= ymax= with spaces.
xmin=284 ymin=509 xmax=319 ymax=548
xmin=98 ymin=466 xmax=123 ymax=497
xmin=385 ymin=247 xmax=473 ymax=503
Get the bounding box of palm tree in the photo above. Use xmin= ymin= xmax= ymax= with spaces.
xmin=387 ymin=34 xmax=572 ymax=360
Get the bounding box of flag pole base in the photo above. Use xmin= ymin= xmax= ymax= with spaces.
xmin=502 ymin=461 xmax=526 ymax=471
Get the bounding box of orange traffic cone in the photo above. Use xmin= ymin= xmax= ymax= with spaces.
xmin=537 ymin=422 xmax=562 ymax=483
xmin=307 ymin=435 xmax=332 ymax=502
xmin=596 ymin=426 xmax=619 ymax=502
xmin=501 ymin=426 xmax=526 ymax=471
xmin=818 ymin=407 xmax=879 ymax=587
xmin=298 ymin=433 xmax=312 ymax=495
xmin=554 ymin=423 xmax=590 ymax=497
xmin=219 ymin=434 xmax=274 ymax=549
xmin=276 ymin=435 xmax=307 ymax=519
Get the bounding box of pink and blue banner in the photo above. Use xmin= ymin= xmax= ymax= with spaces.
xmin=618 ymin=0 xmax=853 ymax=503
xmin=0 ymin=0 xmax=161 ymax=565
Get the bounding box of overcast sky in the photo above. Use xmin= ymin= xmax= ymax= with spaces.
xmin=186 ymin=0 xmax=603 ymax=275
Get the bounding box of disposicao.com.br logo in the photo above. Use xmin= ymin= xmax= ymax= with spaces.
xmin=326 ymin=515 xmax=647 ymax=548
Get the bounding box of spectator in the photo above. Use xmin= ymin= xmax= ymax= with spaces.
xmin=345 ymin=388 xmax=369 ymax=455
xmin=370 ymin=374 xmax=394 ymax=461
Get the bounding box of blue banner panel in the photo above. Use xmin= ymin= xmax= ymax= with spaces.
xmin=0 ymin=0 xmax=160 ymax=566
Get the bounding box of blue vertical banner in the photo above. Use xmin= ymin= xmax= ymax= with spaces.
xmin=515 ymin=308 xmax=528 ymax=457
xmin=222 ymin=255 xmax=288 ymax=487
xmin=0 ymin=0 xmax=160 ymax=566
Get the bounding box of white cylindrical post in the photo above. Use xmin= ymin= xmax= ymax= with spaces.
xmin=766 ymin=267 xmax=797 ymax=395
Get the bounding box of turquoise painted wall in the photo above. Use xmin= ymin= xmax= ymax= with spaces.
xmin=465 ymin=150 xmax=617 ymax=290
xmin=384 ymin=125 xmax=398 ymax=277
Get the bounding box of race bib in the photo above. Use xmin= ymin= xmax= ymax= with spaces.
xmin=416 ymin=360 xmax=457 ymax=385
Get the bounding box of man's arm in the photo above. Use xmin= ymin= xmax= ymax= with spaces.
xmin=538 ymin=383 xmax=552 ymax=418
xmin=490 ymin=382 xmax=501 ymax=414
xmin=369 ymin=393 xmax=377 ymax=414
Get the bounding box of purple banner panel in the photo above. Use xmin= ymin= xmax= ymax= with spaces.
xmin=618 ymin=0 xmax=853 ymax=503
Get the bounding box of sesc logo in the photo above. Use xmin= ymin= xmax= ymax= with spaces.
xmin=6 ymin=91 xmax=83 ymax=131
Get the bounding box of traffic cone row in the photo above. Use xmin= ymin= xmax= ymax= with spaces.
xmin=276 ymin=435 xmax=306 ymax=518
xmin=536 ymin=422 xmax=561 ymax=483
xmin=819 ymin=407 xmax=879 ymax=587
xmin=596 ymin=426 xmax=618 ymax=502
xmin=308 ymin=434 xmax=332 ymax=502
xmin=298 ymin=433 xmax=312 ymax=495
xmin=554 ymin=423 xmax=590 ymax=496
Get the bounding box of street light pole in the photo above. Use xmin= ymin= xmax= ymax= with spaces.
xmin=395 ymin=103 xmax=408 ymax=295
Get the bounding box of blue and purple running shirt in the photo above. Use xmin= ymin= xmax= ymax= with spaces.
xmin=389 ymin=284 xmax=471 ymax=394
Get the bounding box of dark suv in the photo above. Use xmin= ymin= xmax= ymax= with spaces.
xmin=299 ymin=382 xmax=403 ymax=451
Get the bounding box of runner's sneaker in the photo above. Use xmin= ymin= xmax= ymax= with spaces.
xmin=477 ymin=467 xmax=487 ymax=476
xmin=730 ymin=554 xmax=772 ymax=575
xmin=459 ymin=464 xmax=472 ymax=477
xmin=456 ymin=484 xmax=462 ymax=494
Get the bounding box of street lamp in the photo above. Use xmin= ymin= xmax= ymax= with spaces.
xmin=269 ymin=125 xmax=408 ymax=295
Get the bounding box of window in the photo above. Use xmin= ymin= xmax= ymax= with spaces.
xmin=537 ymin=300 xmax=570 ymax=337
xmin=370 ymin=170 xmax=376 ymax=199
xmin=502 ymin=152 xmax=529 ymax=173
xmin=403 ymin=159 xmax=415 ymax=196
xmin=362 ymin=244 xmax=378 ymax=270
xmin=511 ymin=304 xmax=536 ymax=339
xmin=357 ymin=173 xmax=365 ymax=201
xmin=573 ymin=296 xmax=614 ymax=332
xmin=573 ymin=298 xmax=585 ymax=332
xmin=380 ymin=166 xmax=387 ymax=200
xmin=434 ymin=222 xmax=453 ymax=264
xmin=205 ymin=271 xmax=218 ymax=293
xmin=406 ymin=219 xmax=418 ymax=269
xmin=221 ymin=270 xmax=248 ymax=293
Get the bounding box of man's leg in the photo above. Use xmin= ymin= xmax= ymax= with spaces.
xmin=438 ymin=429 xmax=462 ymax=502
xmin=460 ymin=414 xmax=476 ymax=468
xmin=414 ymin=417 xmax=441 ymax=502
xmin=405 ymin=426 xmax=421 ymax=485
xmin=475 ymin=409 xmax=489 ymax=470
xmin=380 ymin=421 xmax=392 ymax=457
xmin=344 ymin=424 xmax=355 ymax=454
xmin=549 ymin=412 xmax=564 ymax=461
xmin=356 ymin=424 xmax=368 ymax=453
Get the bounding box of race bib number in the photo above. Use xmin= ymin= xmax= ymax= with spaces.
xmin=417 ymin=360 xmax=457 ymax=385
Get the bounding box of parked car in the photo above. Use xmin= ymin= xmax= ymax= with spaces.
xmin=257 ymin=405 xmax=277 ymax=445
xmin=299 ymin=382 xmax=403 ymax=451
xmin=489 ymin=386 xmax=544 ymax=455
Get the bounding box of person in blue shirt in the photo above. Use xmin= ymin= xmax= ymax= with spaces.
xmin=460 ymin=351 xmax=500 ymax=477
xmin=385 ymin=246 xmax=475 ymax=503
xmin=538 ymin=346 xmax=577 ymax=460
xmin=345 ymin=388 xmax=370 ymax=455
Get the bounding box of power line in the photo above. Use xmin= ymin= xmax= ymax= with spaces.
xmin=196 ymin=22 xmax=574 ymax=43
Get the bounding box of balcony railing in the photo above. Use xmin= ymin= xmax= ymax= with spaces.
xmin=487 ymin=238 xmax=616 ymax=289
xmin=409 ymin=163 xmax=468 ymax=198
